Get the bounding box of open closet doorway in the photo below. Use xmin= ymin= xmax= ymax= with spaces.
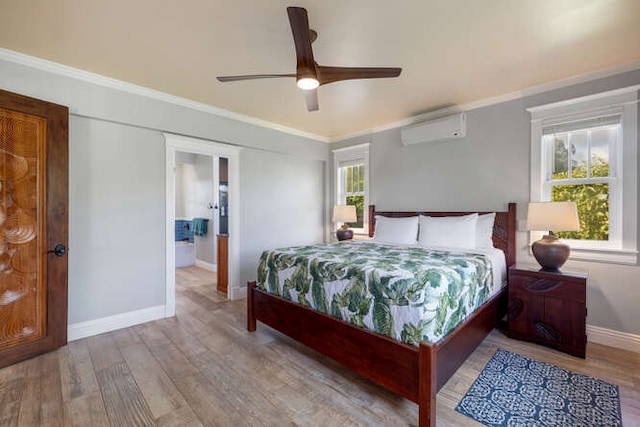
xmin=164 ymin=134 xmax=241 ymax=318
xmin=173 ymin=151 xmax=218 ymax=291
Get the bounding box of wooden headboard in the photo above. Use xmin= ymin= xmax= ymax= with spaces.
xmin=368 ymin=203 xmax=517 ymax=267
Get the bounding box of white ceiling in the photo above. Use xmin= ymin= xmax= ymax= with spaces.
xmin=1 ymin=0 xmax=639 ymax=140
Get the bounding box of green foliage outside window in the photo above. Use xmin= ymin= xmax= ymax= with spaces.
xmin=551 ymin=138 xmax=609 ymax=240
xmin=346 ymin=195 xmax=364 ymax=228
xmin=344 ymin=165 xmax=365 ymax=193
xmin=343 ymin=163 xmax=365 ymax=229
xmin=552 ymin=181 xmax=609 ymax=240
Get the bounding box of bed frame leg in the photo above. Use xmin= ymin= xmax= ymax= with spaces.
xmin=418 ymin=342 xmax=437 ymax=427
xmin=247 ymin=281 xmax=257 ymax=332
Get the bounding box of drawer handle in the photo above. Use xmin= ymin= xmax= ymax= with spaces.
xmin=524 ymin=277 xmax=561 ymax=292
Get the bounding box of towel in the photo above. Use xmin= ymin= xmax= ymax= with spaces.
xmin=192 ymin=218 xmax=208 ymax=236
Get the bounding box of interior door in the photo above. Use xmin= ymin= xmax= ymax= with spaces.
xmin=0 ymin=89 xmax=68 ymax=369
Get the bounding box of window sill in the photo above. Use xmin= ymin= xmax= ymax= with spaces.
xmin=329 ymin=233 xmax=370 ymax=242
xmin=527 ymin=246 xmax=638 ymax=265
xmin=353 ymin=233 xmax=371 ymax=240
xmin=568 ymin=247 xmax=637 ymax=265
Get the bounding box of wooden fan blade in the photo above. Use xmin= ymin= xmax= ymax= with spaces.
xmin=317 ymin=66 xmax=402 ymax=85
xmin=303 ymin=89 xmax=319 ymax=112
xmin=287 ymin=7 xmax=316 ymax=77
xmin=217 ymin=74 xmax=296 ymax=82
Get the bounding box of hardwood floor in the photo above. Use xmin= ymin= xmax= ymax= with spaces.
xmin=1 ymin=266 xmax=638 ymax=426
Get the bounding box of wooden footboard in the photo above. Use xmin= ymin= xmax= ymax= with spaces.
xmin=248 ymin=281 xmax=508 ymax=426
xmin=247 ymin=281 xmax=420 ymax=401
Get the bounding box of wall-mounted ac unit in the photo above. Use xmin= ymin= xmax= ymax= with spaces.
xmin=400 ymin=112 xmax=467 ymax=146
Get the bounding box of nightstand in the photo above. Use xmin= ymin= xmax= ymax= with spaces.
xmin=508 ymin=264 xmax=587 ymax=358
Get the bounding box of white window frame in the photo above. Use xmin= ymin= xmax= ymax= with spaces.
xmin=333 ymin=143 xmax=370 ymax=235
xmin=542 ymin=121 xmax=622 ymax=247
xmin=528 ymin=88 xmax=638 ymax=265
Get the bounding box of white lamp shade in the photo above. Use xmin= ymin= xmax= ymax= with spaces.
xmin=527 ymin=202 xmax=580 ymax=232
xmin=333 ymin=205 xmax=357 ymax=223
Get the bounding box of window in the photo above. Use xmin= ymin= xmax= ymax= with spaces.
xmin=333 ymin=143 xmax=370 ymax=234
xmin=544 ymin=119 xmax=619 ymax=242
xmin=528 ymin=89 xmax=638 ymax=264
xmin=339 ymin=163 xmax=365 ymax=228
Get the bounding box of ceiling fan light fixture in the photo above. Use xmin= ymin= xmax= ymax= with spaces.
xmin=217 ymin=7 xmax=402 ymax=111
xmin=297 ymin=77 xmax=319 ymax=90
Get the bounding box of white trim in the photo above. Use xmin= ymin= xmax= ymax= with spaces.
xmin=3 ymin=48 xmax=638 ymax=145
xmin=233 ymin=286 xmax=248 ymax=300
xmin=527 ymin=87 xmax=640 ymax=116
xmin=64 ymin=303 xmax=640 ymax=354
xmin=587 ymin=324 xmax=640 ymax=353
xmin=331 ymin=64 xmax=640 ymax=143
xmin=195 ymin=259 xmax=216 ymax=272
xmin=333 ymin=143 xmax=370 ymax=235
xmin=570 ymin=248 xmax=638 ymax=265
xmin=0 ymin=48 xmax=328 ymax=143
xmin=463 ymin=63 xmax=640 ymax=112
xmin=164 ymin=133 xmax=242 ymax=316
xmin=68 ymin=305 xmax=165 ymax=342
xmin=165 ymin=148 xmax=177 ymax=316
xmin=528 ymin=90 xmax=638 ymax=264
xmin=332 ymin=142 xmax=376 ymax=154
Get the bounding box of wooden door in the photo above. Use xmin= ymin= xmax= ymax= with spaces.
xmin=0 ymin=89 xmax=68 ymax=369
xmin=217 ymin=235 xmax=228 ymax=294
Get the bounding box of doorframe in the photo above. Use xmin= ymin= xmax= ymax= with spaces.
xmin=164 ymin=133 xmax=241 ymax=317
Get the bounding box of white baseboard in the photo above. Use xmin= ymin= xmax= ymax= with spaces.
xmin=230 ymin=285 xmax=247 ymax=300
xmin=587 ymin=324 xmax=640 ymax=353
xmin=68 ymin=305 xmax=166 ymax=342
xmin=195 ymin=259 xmax=216 ymax=272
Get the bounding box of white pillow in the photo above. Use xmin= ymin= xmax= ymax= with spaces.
xmin=419 ymin=213 xmax=478 ymax=249
xmin=476 ymin=212 xmax=496 ymax=248
xmin=373 ymin=215 xmax=419 ymax=245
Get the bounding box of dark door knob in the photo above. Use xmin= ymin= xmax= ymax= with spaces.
xmin=48 ymin=244 xmax=67 ymax=257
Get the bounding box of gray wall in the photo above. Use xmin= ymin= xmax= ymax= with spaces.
xmin=0 ymin=56 xmax=328 ymax=325
xmin=333 ymin=68 xmax=640 ymax=335
xmin=69 ymin=117 xmax=166 ymax=323
xmin=240 ymin=149 xmax=325 ymax=285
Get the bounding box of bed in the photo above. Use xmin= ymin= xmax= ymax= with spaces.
xmin=247 ymin=203 xmax=516 ymax=426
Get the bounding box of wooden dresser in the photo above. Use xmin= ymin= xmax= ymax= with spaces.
xmin=508 ymin=264 xmax=587 ymax=358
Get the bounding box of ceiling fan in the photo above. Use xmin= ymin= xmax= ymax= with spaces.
xmin=217 ymin=7 xmax=402 ymax=112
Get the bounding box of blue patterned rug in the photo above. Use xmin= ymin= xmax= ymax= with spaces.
xmin=456 ymin=349 xmax=622 ymax=426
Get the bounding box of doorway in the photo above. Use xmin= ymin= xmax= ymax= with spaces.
xmin=173 ymin=151 xmax=218 ymax=294
xmin=164 ymin=133 xmax=240 ymax=318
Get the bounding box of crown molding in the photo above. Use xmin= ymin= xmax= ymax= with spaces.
xmin=0 ymin=48 xmax=330 ymax=143
xmin=2 ymin=48 xmax=638 ymax=145
xmin=329 ymin=59 xmax=640 ymax=143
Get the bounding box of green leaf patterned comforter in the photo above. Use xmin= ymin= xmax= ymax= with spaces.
xmin=257 ymin=241 xmax=496 ymax=346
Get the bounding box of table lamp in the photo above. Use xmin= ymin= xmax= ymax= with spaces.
xmin=333 ymin=205 xmax=357 ymax=241
xmin=527 ymin=201 xmax=580 ymax=271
